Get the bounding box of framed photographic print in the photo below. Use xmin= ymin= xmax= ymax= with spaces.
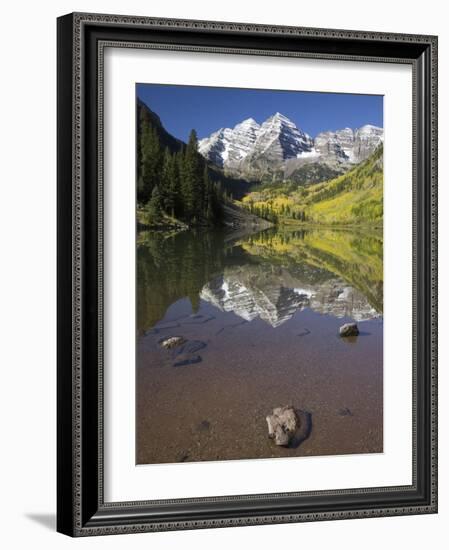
xmin=57 ymin=12 xmax=438 ymax=536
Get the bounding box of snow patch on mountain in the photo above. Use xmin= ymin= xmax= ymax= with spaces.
xmin=296 ymin=148 xmax=320 ymax=159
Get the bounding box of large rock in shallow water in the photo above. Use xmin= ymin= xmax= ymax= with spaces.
xmin=266 ymin=406 xmax=299 ymax=446
xmin=339 ymin=323 xmax=359 ymax=337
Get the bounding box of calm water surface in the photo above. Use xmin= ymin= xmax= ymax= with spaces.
xmin=136 ymin=227 xmax=383 ymax=464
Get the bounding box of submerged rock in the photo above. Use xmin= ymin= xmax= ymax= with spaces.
xmin=266 ymin=406 xmax=299 ymax=446
xmin=339 ymin=323 xmax=359 ymax=337
xmin=198 ymin=420 xmax=211 ymax=432
xmin=173 ymin=355 xmax=202 ymax=367
xmin=338 ymin=407 xmax=354 ymax=417
xmin=159 ymin=336 xmax=187 ymax=349
xmin=172 ymin=340 xmax=207 ymax=367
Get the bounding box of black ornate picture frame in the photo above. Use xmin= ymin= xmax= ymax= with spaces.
xmin=57 ymin=12 xmax=438 ymax=536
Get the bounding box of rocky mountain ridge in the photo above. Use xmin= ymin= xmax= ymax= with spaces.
xmin=198 ymin=112 xmax=383 ymax=181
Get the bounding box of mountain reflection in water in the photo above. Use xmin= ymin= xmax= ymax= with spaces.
xmin=137 ymin=227 xmax=383 ymax=332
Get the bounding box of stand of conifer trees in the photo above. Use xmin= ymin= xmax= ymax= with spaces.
xmin=138 ymin=123 xmax=224 ymax=225
xmin=243 ymin=199 xmax=308 ymax=224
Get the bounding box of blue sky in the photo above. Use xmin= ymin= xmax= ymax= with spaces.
xmin=137 ymin=83 xmax=383 ymax=142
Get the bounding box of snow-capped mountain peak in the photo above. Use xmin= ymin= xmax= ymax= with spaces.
xmin=198 ymin=117 xmax=261 ymax=168
xmin=251 ymin=113 xmax=313 ymax=160
xmin=198 ymin=112 xmax=315 ymax=169
xmin=268 ymin=112 xmax=292 ymax=123
xmin=235 ymin=117 xmax=259 ymax=129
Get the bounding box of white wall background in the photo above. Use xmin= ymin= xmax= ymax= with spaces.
xmin=0 ymin=1 xmax=446 ymax=548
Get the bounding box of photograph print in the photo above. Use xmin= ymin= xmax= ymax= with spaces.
xmin=136 ymin=84 xmax=384 ymax=465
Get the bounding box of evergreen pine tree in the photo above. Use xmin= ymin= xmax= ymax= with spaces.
xmin=167 ymin=153 xmax=180 ymax=218
xmin=175 ymin=149 xmax=185 ymax=218
xmin=203 ymin=167 xmax=216 ymax=223
xmin=146 ymin=185 xmax=163 ymax=223
xmin=182 ymin=130 xmax=202 ymax=221
xmin=140 ymin=123 xmax=162 ymax=204
xmin=160 ymin=147 xmax=170 ymax=209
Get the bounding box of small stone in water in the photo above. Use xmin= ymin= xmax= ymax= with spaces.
xmin=339 ymin=323 xmax=359 ymax=337
xmin=159 ymin=336 xmax=186 ymax=349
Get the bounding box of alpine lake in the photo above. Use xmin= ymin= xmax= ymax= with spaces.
xmin=136 ymin=225 xmax=383 ymax=464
